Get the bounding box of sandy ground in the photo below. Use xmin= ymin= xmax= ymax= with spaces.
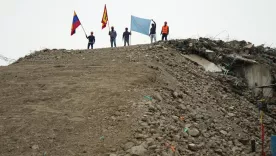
xmin=0 ymin=47 xmax=157 ymax=156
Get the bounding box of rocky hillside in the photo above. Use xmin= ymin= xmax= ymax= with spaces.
xmin=0 ymin=40 xmax=275 ymax=156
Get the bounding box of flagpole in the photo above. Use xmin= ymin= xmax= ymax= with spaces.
xmin=130 ymin=19 xmax=131 ymax=45
xmin=130 ymin=31 xmax=131 ymax=46
xmin=80 ymin=24 xmax=87 ymax=37
xmin=108 ymin=20 xmax=110 ymax=31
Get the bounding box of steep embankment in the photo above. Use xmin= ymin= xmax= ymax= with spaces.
xmin=0 ymin=43 xmax=275 ymax=156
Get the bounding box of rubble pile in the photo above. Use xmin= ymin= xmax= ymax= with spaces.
xmin=163 ymin=38 xmax=276 ymax=117
xmin=162 ymin=38 xmax=276 ymax=76
xmin=106 ymin=42 xmax=276 ymax=156
xmin=10 ymin=38 xmax=276 ymax=156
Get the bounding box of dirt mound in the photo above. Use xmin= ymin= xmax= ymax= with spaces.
xmin=0 ymin=42 xmax=275 ymax=156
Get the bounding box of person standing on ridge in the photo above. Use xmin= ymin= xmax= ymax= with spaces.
xmin=149 ymin=19 xmax=156 ymax=43
xmin=86 ymin=31 xmax=95 ymax=49
xmin=122 ymin=27 xmax=131 ymax=46
xmin=109 ymin=26 xmax=117 ymax=48
xmin=161 ymin=21 xmax=169 ymax=41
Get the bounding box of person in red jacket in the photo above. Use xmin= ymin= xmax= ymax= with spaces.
xmin=161 ymin=21 xmax=169 ymax=41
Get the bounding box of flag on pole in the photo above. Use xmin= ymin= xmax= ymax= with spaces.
xmin=131 ymin=15 xmax=151 ymax=36
xmin=71 ymin=11 xmax=81 ymax=36
xmin=101 ymin=4 xmax=108 ymax=29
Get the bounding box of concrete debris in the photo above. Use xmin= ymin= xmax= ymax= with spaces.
xmin=188 ymin=144 xmax=198 ymax=151
xmin=5 ymin=37 xmax=276 ymax=156
xmin=244 ymin=44 xmax=253 ymax=49
xmin=205 ymin=49 xmax=214 ymax=53
xmin=183 ymin=54 xmax=222 ymax=72
xmin=31 ymin=145 xmax=39 ymax=150
xmin=124 ymin=142 xmax=135 ymax=151
xmin=227 ymin=113 xmax=235 ymax=117
xmin=172 ymin=91 xmax=179 ymax=98
xmin=188 ymin=128 xmax=200 ymax=137
xmin=226 ymin=54 xmax=257 ymax=64
xmin=153 ymin=93 xmax=163 ymax=102
xmin=162 ymin=38 xmax=276 ymax=69
xmin=220 ymin=130 xmax=228 ymax=135
xmin=129 ymin=145 xmax=147 ymax=156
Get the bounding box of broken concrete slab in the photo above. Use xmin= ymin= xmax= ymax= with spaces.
xmin=244 ymin=44 xmax=253 ymax=49
xmin=183 ymin=54 xmax=222 ymax=72
xmin=205 ymin=49 xmax=214 ymax=53
xmin=227 ymin=54 xmax=258 ymax=64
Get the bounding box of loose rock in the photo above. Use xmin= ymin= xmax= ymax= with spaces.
xmin=154 ymin=93 xmax=163 ymax=102
xmin=220 ymin=130 xmax=228 ymax=135
xmin=172 ymin=91 xmax=179 ymax=98
xmin=172 ymin=115 xmax=179 ymax=122
xmin=227 ymin=113 xmax=235 ymax=117
xmin=188 ymin=144 xmax=198 ymax=151
xmin=188 ymin=128 xmax=200 ymax=137
xmin=124 ymin=142 xmax=135 ymax=150
xmin=129 ymin=145 xmax=147 ymax=156
xmin=31 ymin=145 xmax=39 ymax=150
xmin=178 ymin=104 xmax=187 ymax=110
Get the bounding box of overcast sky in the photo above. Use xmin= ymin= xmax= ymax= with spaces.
xmin=0 ymin=0 xmax=275 ymax=65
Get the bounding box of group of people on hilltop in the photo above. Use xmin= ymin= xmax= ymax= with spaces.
xmin=85 ymin=20 xmax=169 ymax=49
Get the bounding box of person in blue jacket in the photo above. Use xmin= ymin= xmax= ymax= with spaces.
xmin=122 ymin=27 xmax=131 ymax=46
xmin=149 ymin=19 xmax=156 ymax=43
xmin=86 ymin=32 xmax=95 ymax=49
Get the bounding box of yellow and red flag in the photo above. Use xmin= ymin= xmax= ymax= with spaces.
xmin=101 ymin=4 xmax=108 ymax=29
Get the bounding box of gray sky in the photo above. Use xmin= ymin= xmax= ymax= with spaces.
xmin=0 ymin=0 xmax=275 ymax=65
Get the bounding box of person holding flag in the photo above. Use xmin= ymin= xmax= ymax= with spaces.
xmin=71 ymin=11 xmax=92 ymax=50
xmin=101 ymin=4 xmax=116 ymax=48
xmin=86 ymin=32 xmax=95 ymax=49
xmin=149 ymin=19 xmax=157 ymax=43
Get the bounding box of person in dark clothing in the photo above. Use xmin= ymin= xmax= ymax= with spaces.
xmin=122 ymin=27 xmax=131 ymax=46
xmin=109 ymin=26 xmax=117 ymax=48
xmin=161 ymin=21 xmax=169 ymax=41
xmin=86 ymin=32 xmax=95 ymax=49
xmin=149 ymin=20 xmax=156 ymax=43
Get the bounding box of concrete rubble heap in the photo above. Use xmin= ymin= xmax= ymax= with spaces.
xmin=163 ymin=38 xmax=276 ymax=80
xmin=105 ymin=39 xmax=276 ymax=156
xmin=162 ymin=38 xmax=276 ymax=117
xmin=9 ymin=38 xmax=276 ymax=156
